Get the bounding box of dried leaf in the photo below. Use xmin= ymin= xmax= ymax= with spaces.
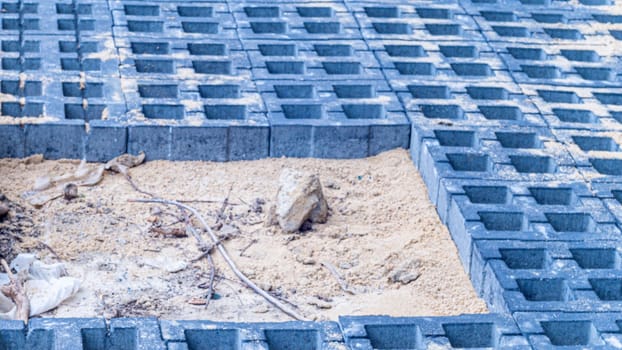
xmin=74 ymin=161 xmax=91 ymax=179
xmin=105 ymin=152 xmax=145 ymax=175
xmin=22 ymin=154 xmax=44 ymax=165
xmin=25 ymin=163 xmax=103 ymax=207
xmin=33 ymin=177 xmax=52 ymax=191
xmin=78 ymin=165 xmax=104 ymax=187
xmin=28 ymin=192 xmax=62 ymax=208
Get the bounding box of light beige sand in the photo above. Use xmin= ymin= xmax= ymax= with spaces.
xmin=0 ymin=149 xmax=487 ymax=321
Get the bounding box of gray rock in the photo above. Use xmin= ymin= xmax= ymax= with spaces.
xmin=275 ymin=168 xmax=328 ymax=233
xmin=389 ymin=259 xmax=421 ymax=285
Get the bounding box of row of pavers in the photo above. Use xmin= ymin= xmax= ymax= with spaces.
xmin=0 ymin=316 xmax=525 ymax=349
xmin=2 ymin=0 xmax=621 ymax=161
xmin=1 ymin=313 xmax=621 ymax=349
xmin=406 ymin=0 xmax=622 ymax=348
xmin=3 ymin=0 xmax=622 ymax=348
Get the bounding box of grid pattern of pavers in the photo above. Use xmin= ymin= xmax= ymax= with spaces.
xmin=3 ymin=0 xmax=622 ymax=348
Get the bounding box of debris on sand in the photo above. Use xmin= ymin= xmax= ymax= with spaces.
xmin=0 ymin=149 xmax=488 ymax=321
xmin=63 ymin=184 xmax=78 ymax=201
xmin=24 ymin=161 xmax=104 ymax=207
xmin=105 ymin=152 xmax=145 ymax=175
xmin=21 ymin=154 xmax=44 ymax=165
xmin=271 ymin=168 xmax=329 ymax=233
xmin=0 ymin=254 xmax=80 ymax=321
xmin=24 ymin=152 xmax=146 ymax=208
xmin=389 ymin=259 xmax=422 ymax=285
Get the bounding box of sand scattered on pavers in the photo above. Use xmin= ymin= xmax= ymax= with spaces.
xmin=0 ymin=149 xmax=487 ymax=321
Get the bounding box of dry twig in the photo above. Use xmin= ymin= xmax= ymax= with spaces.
xmin=150 ymin=226 xmax=187 ymax=237
xmin=37 ymin=241 xmax=60 ymax=260
xmin=186 ymin=223 xmax=216 ymax=305
xmin=178 ymin=199 xmax=240 ymax=206
xmin=0 ymin=259 xmax=29 ymax=323
xmin=239 ymin=239 xmax=258 ymax=257
xmin=124 ymin=174 xmax=155 ymax=197
xmin=320 ymin=261 xmax=357 ymax=295
xmin=215 ymin=184 xmax=233 ymax=224
xmin=129 ymin=197 xmax=307 ymax=321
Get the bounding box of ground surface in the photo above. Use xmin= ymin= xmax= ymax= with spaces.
xmin=0 ymin=149 xmax=486 ymax=321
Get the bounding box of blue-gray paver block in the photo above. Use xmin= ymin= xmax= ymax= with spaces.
xmin=260 ymin=79 xmax=410 ymax=158
xmin=127 ymin=124 xmax=171 ymax=161
xmin=411 ymin=123 xmax=578 ymax=204
xmin=85 ymin=121 xmax=128 ymax=162
xmin=160 ymin=320 xmax=345 ymax=350
xmin=468 ymin=240 xmax=622 ymax=314
xmin=444 ymin=190 xmax=619 ymax=270
xmin=0 ymin=318 xmax=166 ymax=350
xmin=24 ymin=121 xmax=86 ymax=160
xmin=340 ymin=314 xmax=530 ymax=349
xmin=0 ymin=320 xmax=26 ymax=350
xmin=27 ymin=318 xmax=106 ymax=350
xmin=515 ymin=312 xmax=622 ymax=349
xmin=0 ymin=124 xmax=25 ymax=158
xmin=109 ymin=318 xmax=166 ymax=350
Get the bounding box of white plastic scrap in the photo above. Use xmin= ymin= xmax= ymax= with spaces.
xmin=0 ymin=254 xmax=80 ymax=320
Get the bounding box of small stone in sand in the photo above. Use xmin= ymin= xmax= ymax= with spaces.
xmin=389 ymin=259 xmax=422 ymax=285
xmin=63 ymin=183 xmax=78 ymax=200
